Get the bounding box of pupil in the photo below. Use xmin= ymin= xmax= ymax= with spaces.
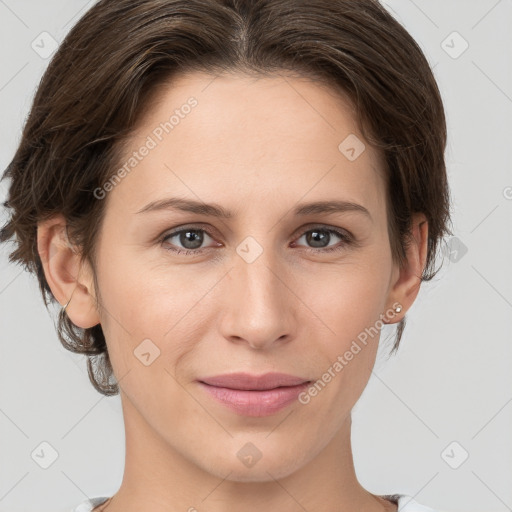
xmin=181 ymin=230 xmax=203 ymax=249
xmin=307 ymin=230 xmax=329 ymax=248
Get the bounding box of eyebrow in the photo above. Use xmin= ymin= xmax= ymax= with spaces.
xmin=135 ymin=197 xmax=372 ymax=220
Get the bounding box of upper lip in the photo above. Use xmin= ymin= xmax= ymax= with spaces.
xmin=199 ymin=372 xmax=310 ymax=391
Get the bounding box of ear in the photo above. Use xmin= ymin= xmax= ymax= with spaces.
xmin=385 ymin=212 xmax=428 ymax=325
xmin=37 ymin=214 xmax=101 ymax=329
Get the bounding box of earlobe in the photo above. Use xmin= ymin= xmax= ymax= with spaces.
xmin=385 ymin=213 xmax=429 ymax=324
xmin=37 ymin=214 xmax=101 ymax=329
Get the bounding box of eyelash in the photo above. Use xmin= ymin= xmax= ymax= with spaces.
xmin=159 ymin=224 xmax=354 ymax=256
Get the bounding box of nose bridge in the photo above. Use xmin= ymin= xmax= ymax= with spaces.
xmin=233 ymin=237 xmax=285 ymax=311
xmin=220 ymin=235 xmax=295 ymax=348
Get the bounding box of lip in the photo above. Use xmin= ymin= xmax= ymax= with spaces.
xmin=197 ymin=372 xmax=311 ymax=417
xmin=199 ymin=372 xmax=310 ymax=390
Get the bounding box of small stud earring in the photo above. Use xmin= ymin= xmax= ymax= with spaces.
xmin=394 ymin=305 xmax=402 ymax=313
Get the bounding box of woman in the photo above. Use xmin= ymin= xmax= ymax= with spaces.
xmin=0 ymin=0 xmax=452 ymax=511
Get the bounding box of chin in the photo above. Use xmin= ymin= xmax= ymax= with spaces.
xmin=205 ymin=446 xmax=307 ymax=483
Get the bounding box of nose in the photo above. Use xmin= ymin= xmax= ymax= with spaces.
xmin=218 ymin=248 xmax=297 ymax=350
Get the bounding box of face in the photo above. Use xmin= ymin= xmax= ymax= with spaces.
xmin=68 ymin=72 xmax=406 ymax=481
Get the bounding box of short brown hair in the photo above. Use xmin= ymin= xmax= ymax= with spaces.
xmin=0 ymin=0 xmax=452 ymax=396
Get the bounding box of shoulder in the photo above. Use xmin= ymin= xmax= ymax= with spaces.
xmin=70 ymin=494 xmax=449 ymax=512
xmin=394 ymin=494 xmax=450 ymax=512
xmin=69 ymin=496 xmax=110 ymax=512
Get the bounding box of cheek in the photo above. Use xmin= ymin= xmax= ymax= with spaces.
xmin=297 ymin=259 xmax=391 ymax=395
xmin=96 ymin=262 xmax=197 ymax=417
xmin=305 ymin=259 xmax=390 ymax=340
xmin=95 ymin=245 xmax=212 ymax=379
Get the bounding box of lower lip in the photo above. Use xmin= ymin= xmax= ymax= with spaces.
xmin=198 ymin=381 xmax=311 ymax=417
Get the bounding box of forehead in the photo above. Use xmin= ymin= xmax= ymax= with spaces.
xmin=109 ymin=71 xmax=386 ymax=217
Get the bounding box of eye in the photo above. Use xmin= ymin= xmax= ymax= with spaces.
xmin=159 ymin=224 xmax=354 ymax=256
xmin=160 ymin=226 xmax=219 ymax=255
xmin=292 ymin=225 xmax=353 ymax=253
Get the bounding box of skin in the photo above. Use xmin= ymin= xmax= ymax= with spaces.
xmin=37 ymin=71 xmax=428 ymax=512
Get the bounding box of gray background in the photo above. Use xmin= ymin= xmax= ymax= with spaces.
xmin=0 ymin=1 xmax=511 ymax=511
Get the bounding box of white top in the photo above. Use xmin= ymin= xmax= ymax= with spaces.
xmin=70 ymin=494 xmax=447 ymax=511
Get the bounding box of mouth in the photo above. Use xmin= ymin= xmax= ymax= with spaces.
xmin=197 ymin=372 xmax=312 ymax=416
xmin=198 ymin=371 xmax=311 ymax=390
